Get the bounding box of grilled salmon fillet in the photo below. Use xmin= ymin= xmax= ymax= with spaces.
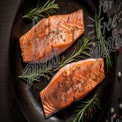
xmin=40 ymin=58 xmax=105 ymax=118
xmin=19 ymin=9 xmax=84 ymax=62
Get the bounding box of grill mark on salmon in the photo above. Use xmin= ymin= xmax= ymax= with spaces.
xmin=40 ymin=58 xmax=105 ymax=118
xmin=19 ymin=9 xmax=84 ymax=62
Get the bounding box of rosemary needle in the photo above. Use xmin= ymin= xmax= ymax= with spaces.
xmin=19 ymin=63 xmax=53 ymax=87
xmin=94 ymin=15 xmax=112 ymax=71
xmin=23 ymin=0 xmax=59 ymax=21
xmin=71 ymin=94 xmax=101 ymax=122
xmin=54 ymin=37 xmax=93 ymax=71
xmin=19 ymin=37 xmax=92 ymax=86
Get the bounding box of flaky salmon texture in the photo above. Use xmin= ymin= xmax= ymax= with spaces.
xmin=19 ymin=9 xmax=84 ymax=63
xmin=40 ymin=58 xmax=105 ymax=118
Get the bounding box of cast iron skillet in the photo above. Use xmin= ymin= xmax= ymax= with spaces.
xmin=9 ymin=0 xmax=116 ymax=122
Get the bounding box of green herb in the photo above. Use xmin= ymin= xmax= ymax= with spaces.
xmin=19 ymin=37 xmax=92 ymax=86
xmin=23 ymin=0 xmax=59 ymax=21
xmin=71 ymin=94 xmax=101 ymax=122
xmin=19 ymin=63 xmax=53 ymax=87
xmin=95 ymin=15 xmax=112 ymax=71
xmin=54 ymin=37 xmax=93 ymax=71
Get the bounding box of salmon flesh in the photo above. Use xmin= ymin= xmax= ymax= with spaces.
xmin=19 ymin=9 xmax=84 ymax=62
xmin=40 ymin=58 xmax=105 ymax=118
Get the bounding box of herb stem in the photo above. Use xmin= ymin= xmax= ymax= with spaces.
xmin=54 ymin=37 xmax=92 ymax=71
xmin=95 ymin=15 xmax=112 ymax=71
xmin=19 ymin=37 xmax=92 ymax=86
xmin=23 ymin=0 xmax=59 ymax=21
xmin=71 ymin=94 xmax=101 ymax=122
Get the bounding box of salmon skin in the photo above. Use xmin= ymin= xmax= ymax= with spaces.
xmin=40 ymin=58 xmax=105 ymax=118
xmin=19 ymin=9 xmax=84 ymax=63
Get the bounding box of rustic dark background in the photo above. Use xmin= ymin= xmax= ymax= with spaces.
xmin=0 ymin=0 xmax=121 ymax=122
xmin=0 ymin=0 xmax=27 ymax=122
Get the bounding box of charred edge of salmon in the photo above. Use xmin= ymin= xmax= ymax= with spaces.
xmin=40 ymin=58 xmax=105 ymax=118
xmin=19 ymin=9 xmax=84 ymax=63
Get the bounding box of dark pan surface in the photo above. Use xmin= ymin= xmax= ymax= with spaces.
xmin=9 ymin=0 xmax=116 ymax=122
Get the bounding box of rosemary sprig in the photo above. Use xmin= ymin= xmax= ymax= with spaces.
xmin=71 ymin=94 xmax=101 ymax=122
xmin=23 ymin=0 xmax=59 ymax=21
xmin=94 ymin=15 xmax=112 ymax=71
xmin=19 ymin=37 xmax=92 ymax=86
xmin=19 ymin=63 xmax=53 ymax=86
xmin=54 ymin=37 xmax=93 ymax=71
